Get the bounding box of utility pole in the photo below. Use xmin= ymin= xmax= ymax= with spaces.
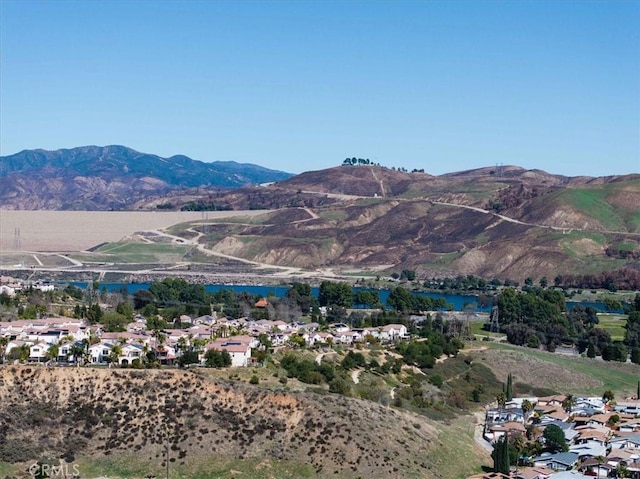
xmin=490 ymin=306 xmax=499 ymax=333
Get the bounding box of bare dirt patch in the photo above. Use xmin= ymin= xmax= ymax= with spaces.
xmin=0 ymin=210 xmax=267 ymax=252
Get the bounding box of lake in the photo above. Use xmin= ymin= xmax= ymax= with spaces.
xmin=67 ymin=282 xmax=616 ymax=313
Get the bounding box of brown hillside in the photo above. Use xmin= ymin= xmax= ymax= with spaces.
xmin=276 ymin=166 xmax=423 ymax=198
xmin=0 ymin=366 xmax=445 ymax=478
xmin=196 ymin=184 xmax=639 ymax=282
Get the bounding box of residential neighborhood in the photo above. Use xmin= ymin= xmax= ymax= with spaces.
xmin=0 ymin=311 xmax=409 ymax=367
xmin=471 ymin=393 xmax=640 ymax=478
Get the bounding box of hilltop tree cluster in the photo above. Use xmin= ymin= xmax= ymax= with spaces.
xmin=342 ymin=157 xmax=374 ymax=166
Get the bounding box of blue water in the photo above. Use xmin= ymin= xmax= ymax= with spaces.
xmin=66 ymin=282 xmax=614 ymax=312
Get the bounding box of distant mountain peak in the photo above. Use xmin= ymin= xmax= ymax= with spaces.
xmin=0 ymin=145 xmax=293 ymax=210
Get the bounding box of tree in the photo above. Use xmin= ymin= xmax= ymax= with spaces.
xmin=617 ymin=463 xmax=630 ymax=478
xmin=632 ymin=348 xmax=640 ymax=365
xmin=116 ymin=301 xmax=134 ymax=320
xmin=286 ymin=282 xmax=314 ymax=313
xmin=45 ymin=343 xmax=59 ymax=362
xmin=492 ymin=436 xmax=510 ymax=474
xmin=7 ymin=344 xmax=30 ymax=362
xmin=603 ymin=390 xmax=615 ymax=402
xmin=608 ymin=414 xmax=620 ymax=427
xmin=289 ymin=334 xmax=306 ymax=348
xmin=521 ymin=399 xmax=534 ymax=416
xmin=102 ymin=312 xmax=129 ymax=332
xmin=505 ymin=372 xmax=514 ymax=401
xmin=341 ymin=351 xmax=366 ymax=370
xmin=543 ymin=424 xmax=568 ymax=452
xmin=134 ymin=289 xmax=155 ymax=309
xmin=108 ymin=344 xmax=122 ymax=365
xmin=0 ymin=336 xmax=8 ymax=364
xmin=205 ymin=349 xmax=231 ymax=368
xmin=86 ymin=303 xmax=103 ymax=324
xmin=318 ymin=281 xmax=353 ymax=308
xmin=387 ymin=286 xmax=414 ymax=312
xmin=329 ymin=376 xmax=351 ymax=395
xmin=400 ymin=270 xmax=416 ymax=281
xmin=178 ymin=350 xmax=200 ymax=367
xmin=562 ymin=394 xmax=576 ymax=413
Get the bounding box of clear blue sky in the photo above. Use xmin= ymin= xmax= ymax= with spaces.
xmin=1 ymin=0 xmax=638 ymax=176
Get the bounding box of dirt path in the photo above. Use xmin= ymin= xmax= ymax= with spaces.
xmin=315 ymin=352 xmax=327 ymax=365
xmin=369 ymin=168 xmax=386 ymax=197
xmin=432 ymin=201 xmax=640 ymax=237
xmin=147 ymin=229 xmax=306 ymax=276
xmin=472 ymin=410 xmax=494 ymax=453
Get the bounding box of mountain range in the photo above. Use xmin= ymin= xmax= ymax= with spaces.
xmin=0 ymin=145 xmax=292 ymax=210
xmin=1 ymin=145 xmax=639 ymax=281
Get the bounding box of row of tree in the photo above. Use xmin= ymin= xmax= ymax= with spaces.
xmin=495 ymin=287 xmax=640 ymax=361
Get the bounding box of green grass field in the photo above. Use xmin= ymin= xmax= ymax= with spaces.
xmin=557 ymin=180 xmax=640 ymax=233
xmin=597 ymin=314 xmax=627 ymax=341
xmin=71 ymin=242 xmax=195 ymax=263
xmin=563 ymin=189 xmax=623 ymax=230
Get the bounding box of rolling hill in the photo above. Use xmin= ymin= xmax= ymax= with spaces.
xmin=1 ymin=150 xmax=638 ymax=282
xmin=157 ymin=165 xmax=640 ymax=282
xmin=0 ymin=365 xmax=476 ymax=479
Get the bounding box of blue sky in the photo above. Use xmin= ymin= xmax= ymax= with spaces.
xmin=1 ymin=0 xmax=638 ymax=176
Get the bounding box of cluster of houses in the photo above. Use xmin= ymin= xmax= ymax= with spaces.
xmin=0 ymin=308 xmax=408 ymax=368
xmin=470 ymin=394 xmax=640 ymax=479
xmin=0 ymin=276 xmax=54 ymax=296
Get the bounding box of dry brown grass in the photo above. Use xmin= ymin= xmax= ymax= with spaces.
xmin=470 ymin=347 xmax=600 ymax=393
xmin=0 ymin=210 xmax=266 ymax=252
xmin=0 ymin=365 xmax=444 ymax=478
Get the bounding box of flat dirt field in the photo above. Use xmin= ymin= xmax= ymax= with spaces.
xmin=0 ymin=210 xmax=267 ymax=252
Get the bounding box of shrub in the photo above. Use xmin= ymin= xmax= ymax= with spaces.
xmin=429 ymin=375 xmax=444 ymax=388
xmin=329 ymin=377 xmax=352 ymax=395
xmin=0 ymin=439 xmax=40 ymax=463
xmin=249 ymin=375 xmax=259 ymax=385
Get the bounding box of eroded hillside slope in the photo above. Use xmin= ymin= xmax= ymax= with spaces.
xmin=0 ymin=366 xmax=455 ymax=478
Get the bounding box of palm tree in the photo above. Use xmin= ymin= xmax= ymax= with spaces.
xmin=46 ymin=343 xmax=59 ymax=362
xmin=108 ymin=344 xmax=122 ymax=365
xmin=562 ymin=394 xmax=576 ymax=413
xmin=19 ymin=344 xmax=30 ymax=362
xmin=154 ymin=330 xmax=167 ymax=347
xmin=70 ymin=343 xmax=86 ymax=365
xmin=177 ymin=336 xmax=188 ymax=353
xmin=617 ymin=462 xmax=630 ymax=478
